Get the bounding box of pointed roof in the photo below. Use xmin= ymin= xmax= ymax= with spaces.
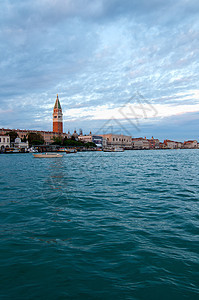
xmin=54 ymin=94 xmax=62 ymax=109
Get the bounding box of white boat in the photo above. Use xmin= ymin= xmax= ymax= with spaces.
xmin=103 ymin=147 xmax=124 ymax=152
xmin=33 ymin=153 xmax=63 ymax=158
xmin=113 ymin=147 xmax=124 ymax=152
xmin=103 ymin=148 xmax=113 ymax=152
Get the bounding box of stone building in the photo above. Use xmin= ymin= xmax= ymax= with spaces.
xmin=0 ymin=128 xmax=68 ymax=145
xmin=79 ymin=133 xmax=103 ymax=148
xmin=13 ymin=138 xmax=29 ymax=151
xmin=0 ymin=135 xmax=10 ymax=150
xmin=132 ymin=137 xmax=150 ymax=149
xmin=100 ymin=133 xmax=132 ymax=149
xmin=183 ymin=140 xmax=198 ymax=149
xmin=163 ymin=140 xmax=178 ymax=149
xmin=147 ymin=137 xmax=160 ymax=149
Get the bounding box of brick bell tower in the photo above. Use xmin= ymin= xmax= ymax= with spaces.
xmin=53 ymin=94 xmax=63 ymax=133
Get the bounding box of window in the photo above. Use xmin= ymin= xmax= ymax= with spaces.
xmin=0 ymin=138 xmax=1 ymax=142
xmin=3 ymin=138 xmax=5 ymax=142
xmin=7 ymin=138 xmax=9 ymax=142
xmin=113 ymin=138 xmax=115 ymax=141
xmin=54 ymin=116 xmax=57 ymax=118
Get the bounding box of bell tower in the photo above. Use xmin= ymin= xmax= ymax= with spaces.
xmin=53 ymin=94 xmax=63 ymax=133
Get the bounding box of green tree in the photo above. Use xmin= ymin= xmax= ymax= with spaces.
xmin=52 ymin=136 xmax=63 ymax=145
xmin=6 ymin=131 xmax=18 ymax=143
xmin=31 ymin=140 xmax=44 ymax=145
xmin=28 ymin=133 xmax=44 ymax=146
xmin=21 ymin=136 xmax=27 ymax=142
xmin=63 ymin=139 xmax=84 ymax=147
xmin=85 ymin=142 xmax=97 ymax=148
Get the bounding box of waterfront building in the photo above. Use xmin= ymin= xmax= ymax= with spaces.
xmin=100 ymin=134 xmax=132 ymax=149
xmin=0 ymin=135 xmax=10 ymax=150
xmin=163 ymin=140 xmax=178 ymax=149
xmin=177 ymin=142 xmax=183 ymax=148
xmin=132 ymin=137 xmax=150 ymax=149
xmin=183 ymin=140 xmax=198 ymax=149
xmin=78 ymin=133 xmax=103 ymax=148
xmin=0 ymin=128 xmax=69 ymax=145
xmin=53 ymin=94 xmax=63 ymax=134
xmin=147 ymin=137 xmax=160 ymax=149
xmin=12 ymin=138 xmax=29 ymax=151
xmin=92 ymin=136 xmax=103 ymax=148
xmin=78 ymin=134 xmax=92 ymax=143
xmin=72 ymin=130 xmax=79 ymax=141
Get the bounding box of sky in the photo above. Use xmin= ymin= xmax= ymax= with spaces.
xmin=0 ymin=0 xmax=199 ymax=141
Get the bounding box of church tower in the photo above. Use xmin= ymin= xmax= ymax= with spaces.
xmin=53 ymin=94 xmax=63 ymax=133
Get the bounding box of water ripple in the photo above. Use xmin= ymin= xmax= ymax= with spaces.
xmin=0 ymin=151 xmax=199 ymax=299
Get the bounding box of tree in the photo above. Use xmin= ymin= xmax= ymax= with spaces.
xmin=52 ymin=136 xmax=63 ymax=145
xmin=31 ymin=140 xmax=44 ymax=145
xmin=85 ymin=142 xmax=97 ymax=148
xmin=63 ymin=139 xmax=84 ymax=147
xmin=6 ymin=131 xmax=18 ymax=143
xmin=21 ymin=136 xmax=27 ymax=142
xmin=28 ymin=133 xmax=44 ymax=146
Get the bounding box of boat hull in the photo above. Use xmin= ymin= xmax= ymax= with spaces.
xmin=33 ymin=153 xmax=63 ymax=158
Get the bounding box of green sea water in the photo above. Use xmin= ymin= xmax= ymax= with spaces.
xmin=0 ymin=150 xmax=199 ymax=299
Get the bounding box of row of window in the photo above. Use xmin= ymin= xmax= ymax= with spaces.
xmin=112 ymin=138 xmax=129 ymax=142
xmin=0 ymin=138 xmax=9 ymax=143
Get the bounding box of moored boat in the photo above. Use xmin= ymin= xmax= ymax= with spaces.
xmin=33 ymin=153 xmax=63 ymax=158
xmin=113 ymin=147 xmax=124 ymax=152
xmin=103 ymin=147 xmax=124 ymax=152
xmin=57 ymin=148 xmax=66 ymax=152
xmin=103 ymin=148 xmax=113 ymax=152
xmin=65 ymin=148 xmax=77 ymax=154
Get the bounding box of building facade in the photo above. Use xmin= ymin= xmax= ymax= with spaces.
xmin=147 ymin=137 xmax=160 ymax=149
xmin=0 ymin=128 xmax=69 ymax=145
xmin=78 ymin=133 xmax=103 ymax=148
xmin=78 ymin=135 xmax=92 ymax=143
xmin=92 ymin=136 xmax=103 ymax=148
xmin=163 ymin=140 xmax=178 ymax=149
xmin=53 ymin=94 xmax=63 ymax=134
xmin=184 ymin=140 xmax=198 ymax=149
xmin=13 ymin=138 xmax=29 ymax=151
xmin=0 ymin=135 xmax=10 ymax=150
xmin=100 ymin=134 xmax=132 ymax=149
xmin=132 ymin=138 xmax=150 ymax=149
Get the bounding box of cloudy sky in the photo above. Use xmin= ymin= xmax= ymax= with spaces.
xmin=0 ymin=0 xmax=199 ymax=140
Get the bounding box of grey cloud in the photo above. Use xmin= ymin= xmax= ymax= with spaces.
xmin=2 ymin=1 xmax=199 ymax=29
xmin=0 ymin=0 xmax=199 ymax=139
